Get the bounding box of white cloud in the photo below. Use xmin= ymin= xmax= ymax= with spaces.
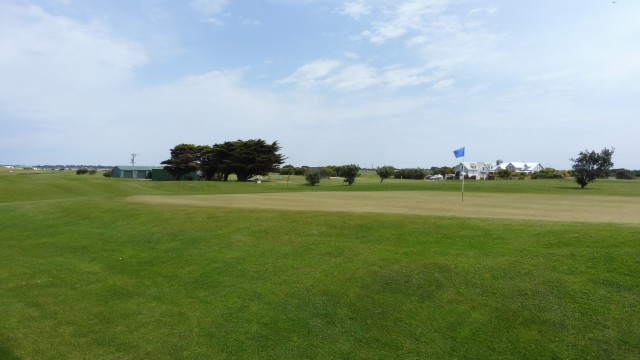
xmin=347 ymin=0 xmax=504 ymax=91
xmin=431 ymin=78 xmax=454 ymax=91
xmin=279 ymin=59 xmax=446 ymax=92
xmin=330 ymin=64 xmax=379 ymax=91
xmin=341 ymin=1 xmax=371 ymax=20
xmin=0 ymin=3 xmax=146 ymax=122
xmin=190 ymin=0 xmax=228 ymax=16
xmin=189 ymin=0 xmax=229 ymax=23
xmin=278 ymin=60 xmax=342 ymax=87
xmin=382 ymin=67 xmax=445 ymax=88
xmin=361 ymin=0 xmax=450 ymax=44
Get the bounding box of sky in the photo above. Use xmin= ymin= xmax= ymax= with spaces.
xmin=1 ymin=0 xmax=638 ymax=169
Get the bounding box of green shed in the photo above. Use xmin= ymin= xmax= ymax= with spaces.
xmin=111 ymin=166 xmax=159 ymax=179
xmin=151 ymin=168 xmax=202 ymax=181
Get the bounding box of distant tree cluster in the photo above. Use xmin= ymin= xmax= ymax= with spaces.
xmin=162 ymin=139 xmax=285 ymax=181
xmin=615 ymin=169 xmax=636 ymax=180
xmin=393 ymin=168 xmax=429 ymax=180
xmin=279 ymin=165 xmax=363 ymax=186
xmin=281 ymin=165 xmax=336 ymax=178
xmin=76 ymin=168 xmax=97 ymax=175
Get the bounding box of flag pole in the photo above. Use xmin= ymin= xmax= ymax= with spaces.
xmin=461 ymin=155 xmax=465 ymax=203
xmin=453 ymin=146 xmax=465 ymax=203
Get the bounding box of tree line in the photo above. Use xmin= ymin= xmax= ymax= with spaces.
xmin=160 ymin=142 xmax=625 ymax=189
xmin=162 ymin=139 xmax=285 ymax=181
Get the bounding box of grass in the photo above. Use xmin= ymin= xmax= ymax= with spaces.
xmin=1 ymin=169 xmax=639 ymax=359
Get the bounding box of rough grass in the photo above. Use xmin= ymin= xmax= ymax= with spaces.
xmin=1 ymin=169 xmax=639 ymax=359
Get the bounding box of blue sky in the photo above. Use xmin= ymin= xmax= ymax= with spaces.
xmin=1 ymin=0 xmax=638 ymax=169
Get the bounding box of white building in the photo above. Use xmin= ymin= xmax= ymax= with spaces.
xmin=504 ymin=162 xmax=544 ymax=173
xmin=453 ymin=162 xmax=492 ymax=180
xmin=454 ymin=160 xmax=545 ymax=179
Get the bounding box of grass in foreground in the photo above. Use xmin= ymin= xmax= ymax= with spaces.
xmin=1 ymin=171 xmax=639 ymax=358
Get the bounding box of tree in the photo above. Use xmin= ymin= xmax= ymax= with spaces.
xmin=161 ymin=144 xmax=201 ymax=180
xmin=197 ymin=145 xmax=218 ymax=180
xmin=336 ymin=164 xmax=360 ymax=185
xmin=571 ymin=147 xmax=614 ymax=189
xmin=213 ymin=139 xmax=285 ymax=181
xmin=304 ymin=169 xmax=322 ymax=186
xmin=376 ymin=165 xmax=395 ymax=183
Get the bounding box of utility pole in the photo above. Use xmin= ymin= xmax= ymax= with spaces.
xmin=130 ymin=154 xmax=137 ymax=167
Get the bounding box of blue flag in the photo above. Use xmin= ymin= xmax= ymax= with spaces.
xmin=453 ymin=147 xmax=465 ymax=158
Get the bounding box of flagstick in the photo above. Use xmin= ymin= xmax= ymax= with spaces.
xmin=461 ymin=155 xmax=465 ymax=203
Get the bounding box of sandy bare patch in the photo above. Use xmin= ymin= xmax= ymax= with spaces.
xmin=127 ymin=191 xmax=640 ymax=224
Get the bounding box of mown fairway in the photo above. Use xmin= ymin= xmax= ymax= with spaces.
xmin=1 ymin=169 xmax=639 ymax=359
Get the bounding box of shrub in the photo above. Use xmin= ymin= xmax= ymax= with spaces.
xmin=495 ymin=169 xmax=513 ymax=179
xmin=88 ymin=169 xmax=97 ymax=175
xmin=616 ymin=169 xmax=636 ymax=180
xmin=531 ymin=168 xmax=564 ymax=179
xmin=336 ymin=164 xmax=360 ymax=185
xmin=304 ymin=169 xmax=322 ymax=186
xmin=394 ymin=168 xmax=428 ymax=180
xmin=102 ymin=170 xmax=113 ymax=178
xmin=76 ymin=168 xmax=89 ymax=175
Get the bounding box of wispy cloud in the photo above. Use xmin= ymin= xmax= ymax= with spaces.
xmin=278 ymin=60 xmax=342 ymax=87
xmin=279 ymin=60 xmax=444 ymax=92
xmin=189 ymin=0 xmax=229 ymax=23
xmin=361 ymin=0 xmax=451 ymax=44
xmin=339 ymin=0 xmax=504 ymax=91
xmin=341 ymin=1 xmax=371 ymax=20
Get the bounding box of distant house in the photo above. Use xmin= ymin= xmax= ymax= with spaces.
xmin=505 ymin=162 xmax=544 ymax=173
xmin=454 ymin=162 xmax=492 ymax=180
xmin=111 ymin=166 xmax=160 ymax=179
xmin=454 ymin=160 xmax=545 ymax=179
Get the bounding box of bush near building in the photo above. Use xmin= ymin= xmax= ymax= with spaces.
xmin=531 ymin=168 xmax=564 ymax=179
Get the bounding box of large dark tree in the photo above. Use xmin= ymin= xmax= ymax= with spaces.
xmin=161 ymin=144 xmax=202 ymax=180
xmin=571 ymin=147 xmax=615 ymax=189
xmin=208 ymin=139 xmax=285 ymax=181
xmin=197 ymin=145 xmax=218 ymax=180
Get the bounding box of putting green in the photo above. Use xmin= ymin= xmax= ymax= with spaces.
xmin=128 ymin=191 xmax=640 ymax=224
